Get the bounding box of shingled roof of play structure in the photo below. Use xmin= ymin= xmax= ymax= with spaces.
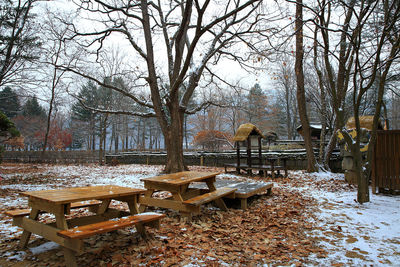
xmin=232 ymin=123 xmax=265 ymax=142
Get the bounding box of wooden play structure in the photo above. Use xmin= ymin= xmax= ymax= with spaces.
xmin=224 ymin=123 xmax=287 ymax=178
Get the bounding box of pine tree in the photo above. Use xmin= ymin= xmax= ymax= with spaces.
xmin=0 ymin=86 xmax=20 ymax=118
xmin=22 ymin=96 xmax=46 ymax=118
xmin=71 ymin=81 xmax=99 ymax=150
xmin=0 ymin=111 xmax=20 ymax=155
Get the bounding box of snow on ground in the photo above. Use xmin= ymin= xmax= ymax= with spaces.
xmin=0 ymin=164 xmax=399 ymax=265
xmin=291 ymin=171 xmax=400 ymax=266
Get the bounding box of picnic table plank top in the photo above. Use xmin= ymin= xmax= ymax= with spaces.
xmin=20 ymin=185 xmax=146 ymax=204
xmin=141 ymin=171 xmax=220 ymax=186
xmin=190 ymin=178 xmax=273 ymax=198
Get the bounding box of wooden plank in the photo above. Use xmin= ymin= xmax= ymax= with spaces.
xmin=20 ymin=185 xmax=146 ymax=205
xmin=396 ymin=133 xmax=400 ymax=190
xmin=181 ymin=188 xmax=202 ymax=200
xmin=190 ymin=179 xmax=273 ymax=199
xmin=141 ymin=172 xmax=220 ymax=186
xmin=28 ymin=198 xmax=65 ymax=214
xmin=57 ymin=213 xmax=166 ymax=239
xmin=142 ymin=181 xmax=181 ymax=192
xmin=13 ymin=217 xmax=84 ymax=252
xmin=183 ymin=188 xmax=236 ymax=206
xmin=139 ymin=196 xmax=200 ymax=213
xmin=372 ymin=132 xmax=377 ymax=194
xmin=5 ymin=200 xmax=102 ymax=217
xmin=234 ymin=183 xmax=273 ymax=199
xmin=374 ymin=130 xmax=400 ymax=193
xmin=224 ymin=163 xmax=285 ymax=171
xmin=18 ymin=208 xmax=39 ymax=248
xmin=67 ymin=208 xmax=131 ymax=228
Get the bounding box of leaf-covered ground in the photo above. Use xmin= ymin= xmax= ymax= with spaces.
xmin=0 ymin=163 xmax=399 ymax=266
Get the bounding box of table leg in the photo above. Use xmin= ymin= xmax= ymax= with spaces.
xmin=126 ymin=196 xmax=147 ymax=238
xmin=172 ymin=192 xmax=194 ymax=220
xmin=139 ymin=189 xmax=154 ymax=213
xmin=97 ymin=199 xmax=111 ymax=214
xmin=19 ymin=208 xmax=40 ymax=248
xmin=205 ymin=180 xmax=228 ymax=211
xmin=126 ymin=196 xmax=140 ymax=215
xmin=55 ymin=213 xmax=77 ymax=267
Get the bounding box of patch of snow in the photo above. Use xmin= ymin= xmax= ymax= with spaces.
xmin=29 ymin=242 xmax=60 ymax=255
xmin=3 ymin=251 xmax=26 ymax=261
xmin=140 ymin=212 xmax=163 ymax=216
xmin=293 ymin=171 xmax=400 ymax=266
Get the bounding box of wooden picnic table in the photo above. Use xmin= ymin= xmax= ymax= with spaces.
xmin=139 ymin=171 xmax=236 ymax=217
xmin=9 ymin=185 xmax=157 ymax=267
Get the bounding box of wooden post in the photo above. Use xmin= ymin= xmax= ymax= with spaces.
xmin=247 ymin=137 xmax=252 ymax=175
xmin=258 ymin=136 xmax=262 ymax=166
xmin=200 ymin=156 xmax=204 ymax=166
xmin=371 ymin=134 xmax=377 ymax=194
xmin=236 ymin=142 xmax=240 ymax=174
xmin=247 ymin=137 xmax=252 ymax=167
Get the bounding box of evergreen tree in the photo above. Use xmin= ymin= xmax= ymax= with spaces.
xmin=0 ymin=111 xmax=20 ymax=161
xmin=0 ymin=111 xmax=19 ymax=140
xmin=22 ymin=95 xmax=46 ymax=118
xmin=72 ymin=81 xmax=99 ymax=121
xmin=246 ymin=83 xmax=269 ymax=130
xmin=0 ymin=86 xmax=20 ymax=118
xmin=71 ymin=81 xmax=99 ymax=150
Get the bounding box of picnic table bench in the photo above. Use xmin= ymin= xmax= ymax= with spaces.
xmin=224 ymin=157 xmax=288 ymax=178
xmin=5 ymin=185 xmax=165 ymax=267
xmin=139 ymin=171 xmax=236 ymax=218
xmin=189 ymin=179 xmax=273 ymax=209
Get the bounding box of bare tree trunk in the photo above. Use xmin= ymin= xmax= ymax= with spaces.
xmin=42 ymin=94 xmax=54 ymax=155
xmin=295 ymin=0 xmax=317 ymax=172
xmin=184 ymin=115 xmax=188 ymax=150
xmin=142 ymin=120 xmax=146 ymax=150
xmin=163 ymin=106 xmax=188 ymax=173
xmin=124 ymin=116 xmax=129 ymax=151
xmin=99 ymin=114 xmax=108 ymax=165
xmin=313 ymin=26 xmax=327 ymax=167
xmin=285 ymin=83 xmax=293 ymax=140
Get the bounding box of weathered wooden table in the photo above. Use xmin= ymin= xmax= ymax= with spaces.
xmin=12 ymin=185 xmax=147 ymax=267
xmin=139 ymin=171 xmax=236 ymax=217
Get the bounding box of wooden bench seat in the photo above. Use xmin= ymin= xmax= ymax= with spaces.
xmin=224 ymin=163 xmax=287 ymax=178
xmin=57 ymin=213 xmax=166 ymax=239
xmin=5 ymin=200 xmax=102 ymax=217
xmin=183 ymin=187 xmax=236 ymax=206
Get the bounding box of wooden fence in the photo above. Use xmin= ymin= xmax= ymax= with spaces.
xmin=2 ymin=151 xmax=98 ymax=164
xmin=372 ymin=130 xmax=400 ymax=193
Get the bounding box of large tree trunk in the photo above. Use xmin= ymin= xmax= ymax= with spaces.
xmin=98 ymin=115 xmax=108 ymax=165
xmin=354 ymin=145 xmax=369 ymax=203
xmin=324 ymin=123 xmax=338 ymax=170
xmin=285 ymin=83 xmax=293 ymax=140
xmin=42 ymin=98 xmax=54 ymax=156
xmin=295 ymin=0 xmax=317 ymax=172
xmin=163 ymin=106 xmax=188 ymax=173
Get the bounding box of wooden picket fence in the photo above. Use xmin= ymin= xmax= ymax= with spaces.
xmin=372 ymin=130 xmax=400 ymax=194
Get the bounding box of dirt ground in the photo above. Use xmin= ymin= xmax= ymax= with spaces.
xmin=0 ymin=163 xmax=376 ymax=266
